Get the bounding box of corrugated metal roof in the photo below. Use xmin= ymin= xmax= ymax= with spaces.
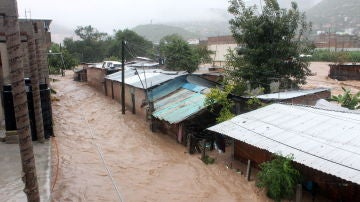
xmin=152 ymin=88 xmax=208 ymax=124
xmin=105 ymin=68 xmax=187 ymax=89
xmin=253 ymin=88 xmax=330 ymax=100
xmin=208 ymin=104 xmax=360 ymax=185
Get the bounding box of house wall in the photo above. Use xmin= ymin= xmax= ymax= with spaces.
xmin=234 ymin=140 xmax=360 ymax=201
xmin=207 ymin=35 xmax=238 ymax=66
xmin=283 ymin=90 xmax=331 ymax=106
xmin=208 ymin=43 xmax=237 ymax=64
xmin=104 ymin=79 xmax=148 ymax=118
xmin=329 ymin=64 xmax=360 ymax=81
xmin=87 ymin=67 xmax=106 ymax=92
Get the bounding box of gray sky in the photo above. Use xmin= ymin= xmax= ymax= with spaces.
xmin=17 ymin=0 xmax=230 ymax=33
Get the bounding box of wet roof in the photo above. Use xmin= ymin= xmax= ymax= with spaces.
xmin=253 ymin=88 xmax=330 ymax=100
xmin=152 ymin=88 xmax=209 ymax=124
xmin=208 ymin=103 xmax=360 ymax=185
xmin=106 ymin=68 xmax=187 ymax=89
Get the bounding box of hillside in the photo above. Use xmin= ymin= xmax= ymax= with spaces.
xmin=306 ymin=0 xmax=360 ymax=34
xmin=132 ymin=24 xmax=200 ymax=43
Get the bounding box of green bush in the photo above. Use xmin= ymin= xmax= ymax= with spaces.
xmin=311 ymin=50 xmax=360 ymax=63
xmin=257 ymin=154 xmax=301 ymax=202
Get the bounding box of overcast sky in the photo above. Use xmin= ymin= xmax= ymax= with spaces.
xmin=17 ymin=0 xmax=231 ymax=33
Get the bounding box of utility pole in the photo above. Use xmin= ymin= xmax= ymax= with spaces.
xmin=121 ymin=40 xmax=125 ymax=114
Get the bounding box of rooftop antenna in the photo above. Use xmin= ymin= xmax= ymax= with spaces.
xmin=25 ymin=9 xmax=31 ymax=19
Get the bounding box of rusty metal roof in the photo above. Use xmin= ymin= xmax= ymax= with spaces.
xmin=208 ymin=103 xmax=360 ymax=185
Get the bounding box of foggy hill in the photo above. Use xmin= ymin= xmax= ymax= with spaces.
xmin=132 ymin=24 xmax=201 ymax=43
xmin=306 ymin=0 xmax=360 ymax=34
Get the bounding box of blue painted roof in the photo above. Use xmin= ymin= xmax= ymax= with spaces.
xmin=152 ymin=88 xmax=209 ymax=124
xmin=182 ymin=83 xmax=206 ymax=93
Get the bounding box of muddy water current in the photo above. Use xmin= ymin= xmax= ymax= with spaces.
xmin=50 ymin=73 xmax=267 ymax=202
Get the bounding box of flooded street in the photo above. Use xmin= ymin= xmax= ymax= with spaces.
xmin=303 ymin=62 xmax=360 ymax=95
xmin=50 ymin=72 xmax=267 ymax=202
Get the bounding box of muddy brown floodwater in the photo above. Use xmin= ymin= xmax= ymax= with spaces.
xmin=50 ymin=72 xmax=269 ymax=202
xmin=302 ymin=62 xmax=360 ymax=95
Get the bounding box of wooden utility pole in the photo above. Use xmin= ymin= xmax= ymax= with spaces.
xmin=1 ymin=0 xmax=40 ymax=201
xmin=121 ymin=40 xmax=125 ymax=114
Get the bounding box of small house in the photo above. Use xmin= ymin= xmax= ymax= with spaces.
xmin=208 ymin=103 xmax=360 ymax=201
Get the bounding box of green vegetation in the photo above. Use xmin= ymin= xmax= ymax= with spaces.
xmin=227 ymin=0 xmax=313 ymax=92
xmin=159 ymin=35 xmax=201 ymax=73
xmin=132 ymin=24 xmax=200 ymax=43
xmin=48 ymin=43 xmax=79 ymax=74
xmin=257 ymin=154 xmax=301 ymax=202
xmin=201 ymin=155 xmax=215 ymax=165
xmin=205 ymin=83 xmax=235 ymax=123
xmin=331 ymin=87 xmax=360 ymax=110
xmin=311 ymin=50 xmax=360 ymax=63
xmin=63 ymin=25 xmax=154 ymax=63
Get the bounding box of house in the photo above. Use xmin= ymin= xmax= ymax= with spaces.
xmin=206 ymin=35 xmax=239 ymax=67
xmin=149 ymin=74 xmax=218 ymax=144
xmin=86 ymin=62 xmax=120 ymax=92
xmin=329 ymin=63 xmax=360 ymax=81
xmin=104 ymin=68 xmax=187 ymax=117
xmin=208 ymin=103 xmax=360 ymax=201
xmin=231 ymin=88 xmax=331 ymax=114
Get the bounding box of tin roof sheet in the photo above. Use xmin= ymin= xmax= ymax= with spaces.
xmin=208 ymin=104 xmax=360 ymax=185
xmin=152 ymin=88 xmax=208 ymax=124
xmin=253 ymin=88 xmax=330 ymax=100
xmin=105 ymin=68 xmax=187 ymax=89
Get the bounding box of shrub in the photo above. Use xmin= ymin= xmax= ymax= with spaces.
xmin=257 ymin=154 xmax=301 ymax=202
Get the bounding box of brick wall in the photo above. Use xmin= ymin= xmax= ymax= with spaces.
xmin=87 ymin=67 xmax=106 ymax=92
xmin=329 ymin=64 xmax=360 ymax=81
xmin=283 ymin=90 xmax=331 ymax=105
xmin=104 ymin=79 xmax=147 ymax=118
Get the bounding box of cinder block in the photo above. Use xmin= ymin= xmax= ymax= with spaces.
xmin=5 ymin=135 xmax=18 ymax=144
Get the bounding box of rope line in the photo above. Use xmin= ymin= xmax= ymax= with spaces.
xmin=82 ymin=113 xmax=124 ymax=202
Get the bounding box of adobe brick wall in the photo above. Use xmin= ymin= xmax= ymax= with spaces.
xmin=87 ymin=67 xmax=106 ymax=92
xmin=283 ymin=90 xmax=331 ymax=106
xmin=329 ymin=64 xmax=360 ymax=81
xmin=104 ymin=79 xmax=147 ymax=118
xmin=234 ymin=140 xmax=360 ymax=201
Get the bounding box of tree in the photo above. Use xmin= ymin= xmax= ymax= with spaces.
xmin=108 ymin=29 xmax=154 ymax=61
xmin=194 ymin=45 xmax=214 ymax=64
xmin=227 ymin=0 xmax=313 ymax=92
xmin=63 ymin=25 xmax=109 ymax=62
xmin=74 ymin=25 xmax=107 ymax=41
xmin=331 ymin=87 xmax=360 ymax=110
xmin=257 ymin=154 xmax=301 ymax=202
xmin=48 ymin=43 xmax=78 ymax=74
xmin=160 ymin=34 xmax=200 ymax=73
xmin=205 ymin=83 xmax=235 ymax=123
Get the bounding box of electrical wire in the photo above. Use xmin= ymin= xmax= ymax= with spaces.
xmin=81 ymin=113 xmax=124 ymax=202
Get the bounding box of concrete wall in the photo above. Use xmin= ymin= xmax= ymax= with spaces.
xmin=0 ymin=43 xmax=10 ymax=84
xmin=208 ymin=43 xmax=237 ymax=64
